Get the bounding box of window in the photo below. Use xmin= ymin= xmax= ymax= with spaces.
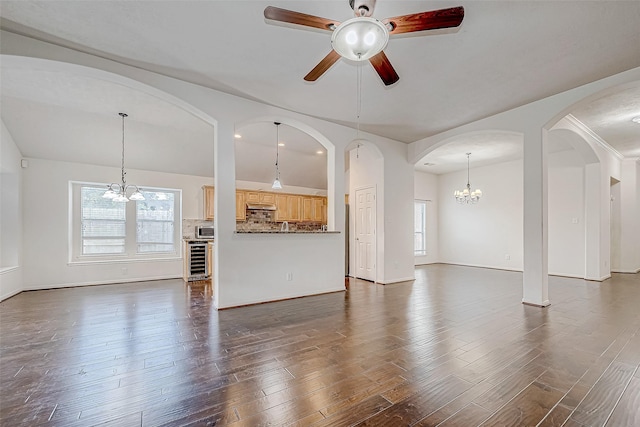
xmin=136 ymin=191 xmax=175 ymax=253
xmin=414 ymin=200 xmax=427 ymax=256
xmin=72 ymin=182 xmax=181 ymax=262
xmin=81 ymin=186 xmax=126 ymax=254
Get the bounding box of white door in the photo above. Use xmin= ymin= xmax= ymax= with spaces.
xmin=355 ymin=187 xmax=376 ymax=282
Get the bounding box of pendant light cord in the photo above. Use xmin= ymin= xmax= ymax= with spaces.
xmin=356 ymin=58 xmax=362 ymax=139
xmin=275 ymin=122 xmax=280 ymax=177
xmin=467 ymin=153 xmax=470 ymax=187
xmin=120 ymin=112 xmax=128 ymax=188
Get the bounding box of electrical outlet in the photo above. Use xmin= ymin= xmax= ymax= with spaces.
xmin=121 ymin=267 xmax=128 ymax=275
xmin=505 ymin=254 xmax=511 ymax=260
xmin=286 ymin=272 xmax=293 ymax=281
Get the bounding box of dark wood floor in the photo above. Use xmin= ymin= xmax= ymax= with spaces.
xmin=1 ymin=265 xmax=639 ymax=427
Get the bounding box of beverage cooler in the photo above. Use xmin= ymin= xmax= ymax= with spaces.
xmin=184 ymin=241 xmax=209 ymax=281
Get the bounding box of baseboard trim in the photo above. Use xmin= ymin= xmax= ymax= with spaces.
xmin=0 ymin=289 xmax=23 ymax=302
xmin=437 ymin=262 xmax=523 ymax=273
xmin=216 ymin=287 xmax=346 ymax=310
xmin=22 ymin=275 xmax=182 ymax=291
xmin=379 ymin=276 xmax=416 ymax=285
xmin=611 ymin=269 xmax=640 ymax=274
xmin=522 ymin=299 xmax=551 ymax=308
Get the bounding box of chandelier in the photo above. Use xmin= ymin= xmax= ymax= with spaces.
xmin=271 ymin=122 xmax=283 ymax=190
xmin=102 ymin=113 xmax=144 ymax=202
xmin=454 ymin=153 xmax=482 ymax=204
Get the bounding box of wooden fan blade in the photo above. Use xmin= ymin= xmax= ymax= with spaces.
xmin=264 ymin=6 xmax=339 ymax=31
xmin=304 ymin=50 xmax=342 ymax=82
xmin=369 ymin=51 xmax=399 ymax=86
xmin=383 ymin=6 xmax=464 ymax=35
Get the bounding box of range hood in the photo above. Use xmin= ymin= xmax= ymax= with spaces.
xmin=246 ymin=202 xmax=277 ymax=211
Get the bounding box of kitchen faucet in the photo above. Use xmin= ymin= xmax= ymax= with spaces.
xmin=280 ymin=221 xmax=289 ymax=232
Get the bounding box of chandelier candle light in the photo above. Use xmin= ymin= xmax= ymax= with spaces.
xmin=272 ymin=122 xmax=283 ymax=190
xmin=102 ymin=113 xmax=144 ymax=202
xmin=454 ymin=153 xmax=482 ymax=204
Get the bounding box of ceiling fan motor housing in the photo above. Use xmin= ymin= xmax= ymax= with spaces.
xmin=349 ymin=0 xmax=376 ymax=17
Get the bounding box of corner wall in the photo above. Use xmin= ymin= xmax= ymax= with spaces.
xmin=438 ymin=159 xmax=524 ymax=271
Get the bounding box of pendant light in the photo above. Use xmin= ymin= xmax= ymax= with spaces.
xmin=271 ymin=122 xmax=283 ymax=190
xmin=102 ymin=113 xmax=144 ymax=202
xmin=454 ymin=153 xmax=482 ymax=204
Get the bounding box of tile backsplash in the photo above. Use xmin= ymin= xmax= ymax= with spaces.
xmin=235 ymin=210 xmax=323 ymax=232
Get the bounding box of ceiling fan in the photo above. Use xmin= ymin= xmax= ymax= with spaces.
xmin=264 ymin=0 xmax=465 ymax=86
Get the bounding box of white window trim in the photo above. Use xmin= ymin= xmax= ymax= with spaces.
xmin=68 ymin=181 xmax=182 ymax=264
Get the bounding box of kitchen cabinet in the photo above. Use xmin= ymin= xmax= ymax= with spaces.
xmin=203 ymin=185 xmax=214 ymax=220
xmin=236 ymin=190 xmax=246 ymax=221
xmin=314 ymin=197 xmax=326 ymax=223
xmin=275 ymin=194 xmax=288 ymax=221
xmin=275 ymin=194 xmax=302 ymax=222
xmin=301 ymin=196 xmax=325 ymax=222
xmin=288 ymin=195 xmax=302 ymax=221
xmin=245 ymin=191 xmax=275 ymax=204
xmin=301 ymin=197 xmax=313 ymax=222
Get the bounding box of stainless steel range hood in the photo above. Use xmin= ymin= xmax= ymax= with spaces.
xmin=246 ymin=202 xmax=276 ymax=211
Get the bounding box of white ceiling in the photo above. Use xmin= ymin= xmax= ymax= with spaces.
xmin=1 ymin=1 xmax=639 ymax=178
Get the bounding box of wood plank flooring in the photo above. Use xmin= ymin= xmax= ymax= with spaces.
xmin=1 ymin=265 xmax=639 ymax=426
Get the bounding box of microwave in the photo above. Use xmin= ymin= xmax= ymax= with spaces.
xmin=195 ymin=225 xmax=214 ymax=239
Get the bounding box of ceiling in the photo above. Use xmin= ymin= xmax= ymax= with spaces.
xmin=1 ymin=1 xmax=639 ymax=178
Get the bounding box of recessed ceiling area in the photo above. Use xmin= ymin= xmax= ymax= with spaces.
xmin=234 ymin=122 xmax=328 ymax=190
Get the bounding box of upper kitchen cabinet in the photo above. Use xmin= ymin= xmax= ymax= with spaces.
xmin=275 ymin=194 xmax=302 ymax=222
xmin=236 ymin=190 xmax=246 ymax=221
xmin=203 ymin=185 xmax=214 ymax=220
xmin=301 ymin=196 xmax=325 ymax=223
xmin=246 ymin=191 xmax=276 ymax=204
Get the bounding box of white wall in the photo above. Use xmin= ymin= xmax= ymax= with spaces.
xmin=618 ymin=159 xmax=640 ymax=272
xmin=21 ymin=157 xmax=213 ymax=290
xmin=548 ymin=149 xmax=586 ymax=277
xmin=438 ymin=159 xmax=524 ymax=271
xmin=0 ymin=120 xmax=23 ymax=300
xmin=414 ymin=171 xmax=439 ymax=265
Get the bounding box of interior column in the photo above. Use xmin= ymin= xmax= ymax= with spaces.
xmin=212 ymin=120 xmax=235 ymax=309
xmin=522 ymin=127 xmax=550 ymax=307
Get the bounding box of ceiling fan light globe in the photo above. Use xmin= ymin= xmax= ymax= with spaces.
xmin=346 ymin=30 xmax=357 ymax=45
xmin=331 ymin=17 xmax=389 ymax=61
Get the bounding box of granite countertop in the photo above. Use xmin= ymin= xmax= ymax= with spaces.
xmin=234 ymin=230 xmax=341 ymax=234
